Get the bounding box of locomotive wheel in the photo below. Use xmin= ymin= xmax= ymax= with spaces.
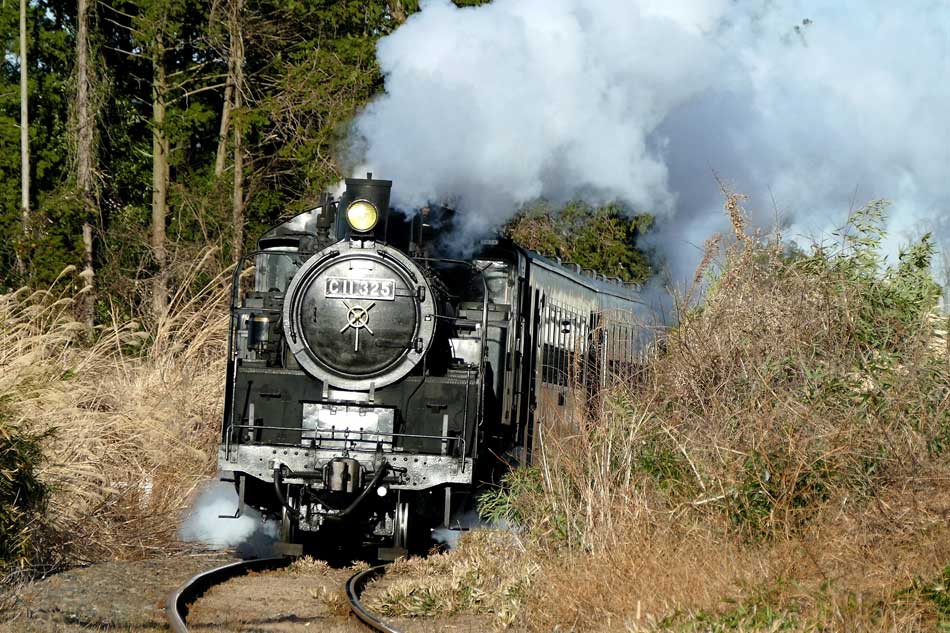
xmin=273 ymin=502 xmax=306 ymax=557
xmin=378 ymin=500 xmax=412 ymax=561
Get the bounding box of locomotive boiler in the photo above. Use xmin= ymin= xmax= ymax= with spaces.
xmin=219 ymin=175 xmax=642 ymax=558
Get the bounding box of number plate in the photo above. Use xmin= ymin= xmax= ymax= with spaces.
xmin=325 ymin=277 xmax=396 ymax=301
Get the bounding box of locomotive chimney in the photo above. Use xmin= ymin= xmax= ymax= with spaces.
xmin=337 ymin=173 xmax=393 ymax=242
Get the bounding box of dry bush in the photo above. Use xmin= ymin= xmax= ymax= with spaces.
xmin=310 ymin=584 xmax=351 ymax=616
xmin=0 ymin=262 xmax=229 ymax=573
xmin=364 ymin=530 xmax=537 ymax=629
xmin=479 ymin=199 xmax=950 ymax=630
xmin=290 ymin=556 xmax=332 ymax=576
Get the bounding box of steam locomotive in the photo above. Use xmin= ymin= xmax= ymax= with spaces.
xmin=218 ymin=175 xmax=642 ymax=558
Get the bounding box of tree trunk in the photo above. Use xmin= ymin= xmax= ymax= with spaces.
xmin=214 ymin=57 xmax=234 ymax=178
xmin=81 ymin=223 xmax=94 ymax=318
xmin=230 ymin=0 xmax=245 ymax=259
xmin=18 ymin=0 xmax=30 ymax=277
xmin=151 ymin=37 xmax=169 ymax=319
xmin=77 ymin=0 xmax=97 ymax=326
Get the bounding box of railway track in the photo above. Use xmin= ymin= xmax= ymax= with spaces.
xmin=345 ymin=565 xmax=402 ymax=633
xmin=165 ymin=556 xmax=402 ymax=633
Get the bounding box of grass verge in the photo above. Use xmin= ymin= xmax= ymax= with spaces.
xmin=377 ymin=199 xmax=950 ymax=631
xmin=0 ymin=263 xmax=227 ymax=575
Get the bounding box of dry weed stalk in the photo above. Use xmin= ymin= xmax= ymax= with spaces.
xmin=364 ymin=530 xmax=537 ymax=629
xmin=686 ymin=235 xmax=722 ymax=309
xmin=0 ymin=263 xmax=230 ymax=570
xmin=490 ymin=201 xmax=950 ymax=631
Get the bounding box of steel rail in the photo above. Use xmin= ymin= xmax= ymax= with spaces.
xmin=346 ymin=564 xmax=403 ymax=633
xmin=165 ymin=556 xmax=293 ymax=633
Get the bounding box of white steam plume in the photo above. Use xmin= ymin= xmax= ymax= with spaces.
xmin=179 ymin=478 xmax=277 ymax=556
xmin=431 ymin=509 xmax=513 ymax=550
xmin=350 ymin=0 xmax=950 ymax=280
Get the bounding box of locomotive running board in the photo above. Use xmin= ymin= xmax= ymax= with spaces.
xmin=219 ymin=445 xmax=473 ymax=490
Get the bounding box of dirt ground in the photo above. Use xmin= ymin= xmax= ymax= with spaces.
xmin=0 ymin=552 xmax=237 ymax=632
xmin=0 ymin=552 xmax=496 ymax=633
xmin=184 ymin=566 xmax=364 ymax=633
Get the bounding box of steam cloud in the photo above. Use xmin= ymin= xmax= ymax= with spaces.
xmin=179 ymin=478 xmax=277 ymax=556
xmin=351 ymin=0 xmax=950 ymax=280
xmin=431 ymin=509 xmax=513 ymax=550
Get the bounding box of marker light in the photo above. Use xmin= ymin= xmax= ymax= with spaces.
xmin=346 ymin=200 xmax=379 ymax=232
xmin=376 ymin=485 xmax=388 ymax=497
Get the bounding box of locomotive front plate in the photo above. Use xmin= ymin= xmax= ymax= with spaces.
xmin=325 ymin=276 xmax=396 ymax=301
xmin=283 ymin=241 xmax=437 ymax=390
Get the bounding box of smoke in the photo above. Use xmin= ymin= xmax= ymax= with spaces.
xmin=179 ymin=477 xmax=277 ymax=556
xmin=350 ymin=0 xmax=950 ymax=281
xmin=431 ymin=509 xmax=511 ymax=550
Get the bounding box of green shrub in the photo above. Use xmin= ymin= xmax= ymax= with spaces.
xmin=922 ymin=567 xmax=950 ymax=624
xmin=728 ymin=450 xmax=834 ymax=539
xmin=505 ymin=200 xmax=653 ymax=282
xmin=795 ymin=201 xmax=941 ymax=356
xmin=0 ymin=410 xmax=49 ymax=575
xmin=478 ymin=466 xmax=545 ymax=528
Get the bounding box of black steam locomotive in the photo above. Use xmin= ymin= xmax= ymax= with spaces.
xmin=218 ymin=176 xmax=642 ymax=557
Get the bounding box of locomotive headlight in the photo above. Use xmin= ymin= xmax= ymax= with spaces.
xmin=345 ymin=200 xmax=379 ymax=232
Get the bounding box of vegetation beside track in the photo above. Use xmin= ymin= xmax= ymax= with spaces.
xmin=2 ymin=195 xmax=948 ymax=633
xmin=377 ymin=199 xmax=950 ymax=632
xmin=0 ymin=264 xmax=226 ymax=577
xmin=502 ymin=199 xmax=949 ymax=631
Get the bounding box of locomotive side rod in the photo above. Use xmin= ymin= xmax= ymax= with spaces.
xmin=165 ymin=555 xmax=293 ymax=633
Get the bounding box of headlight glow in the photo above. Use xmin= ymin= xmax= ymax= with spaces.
xmin=346 ymin=200 xmax=379 ymax=232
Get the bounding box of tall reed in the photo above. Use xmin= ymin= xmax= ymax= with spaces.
xmin=0 ymin=261 xmax=231 ymax=572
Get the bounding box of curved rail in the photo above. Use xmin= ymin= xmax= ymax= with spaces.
xmin=165 ymin=556 xmax=293 ymax=633
xmin=346 ymin=564 xmax=403 ymax=633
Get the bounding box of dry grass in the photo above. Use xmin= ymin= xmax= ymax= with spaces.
xmin=290 ymin=556 xmax=333 ymax=576
xmin=472 ymin=199 xmax=950 ymax=631
xmin=311 ymin=584 xmax=352 ymax=616
xmin=363 ymin=530 xmax=537 ymax=629
xmin=2 ymin=195 xmax=947 ymax=631
xmin=0 ymin=261 xmax=229 ymax=573
xmin=291 ymin=557 xmax=353 ymax=615
xmin=519 ymin=482 xmax=950 ymax=632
